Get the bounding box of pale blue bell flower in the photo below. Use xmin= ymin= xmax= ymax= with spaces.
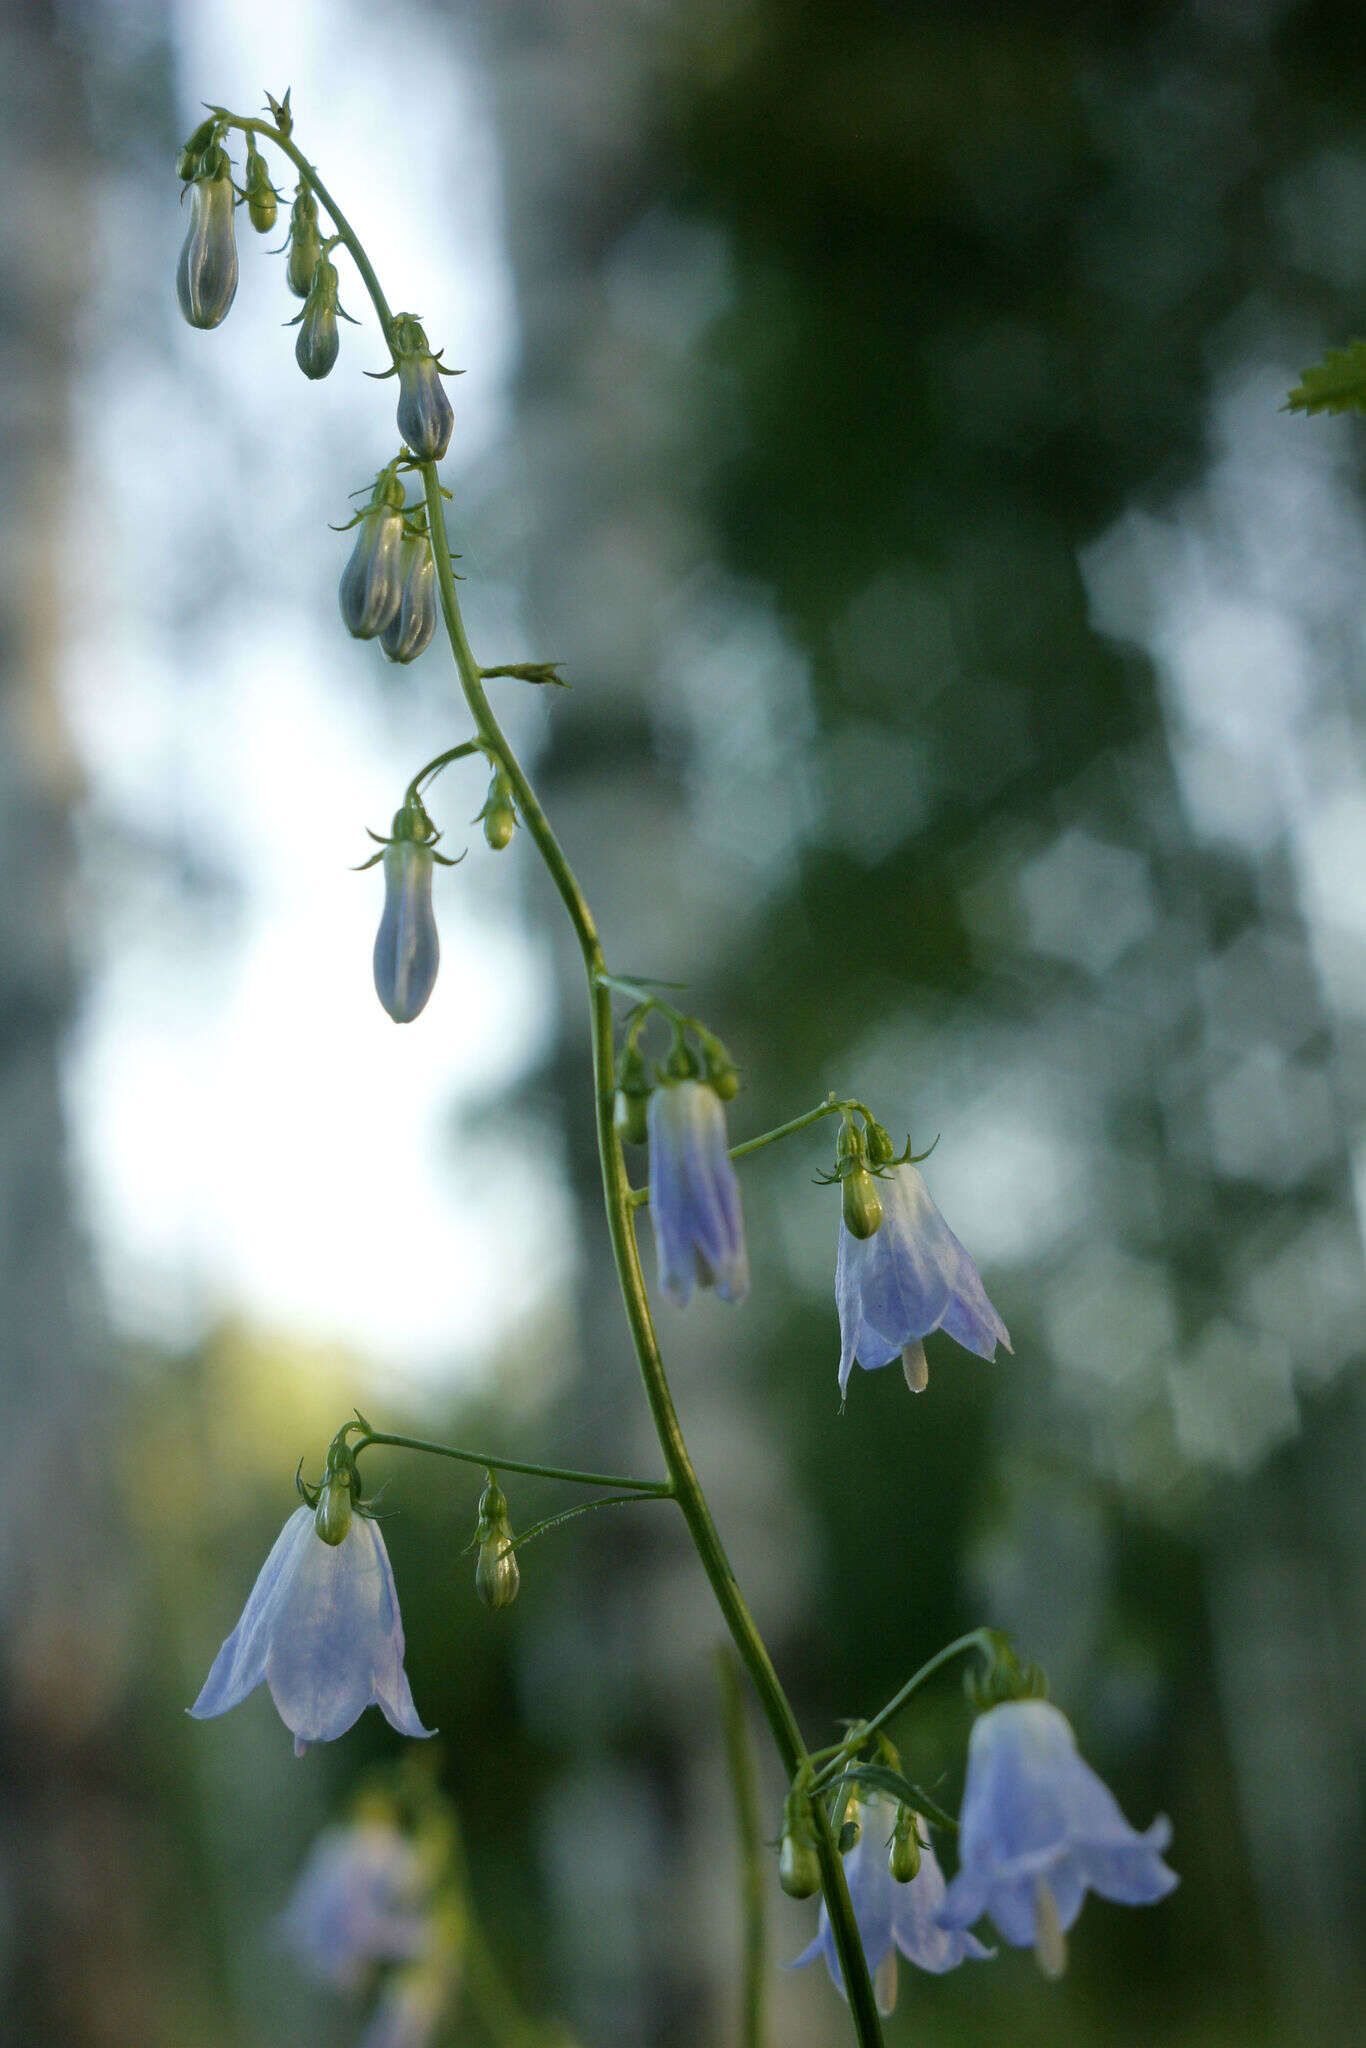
xmin=836 ymin=1161 xmax=1010 ymax=1397
xmin=278 ymin=1818 xmax=429 ymax=1990
xmin=647 ymin=1078 xmax=748 ymax=1306
xmin=381 ymin=539 xmax=438 ymax=665
xmin=794 ymin=1794 xmax=991 ymax=2015
xmin=189 ymin=1505 xmax=433 ymax=1755
xmin=339 ymin=505 xmax=406 ymax=639
xmin=374 ymin=839 xmax=439 ymax=1023
xmin=396 ymin=353 xmax=455 ymax=463
xmin=937 ymin=1700 xmax=1177 ymax=1975
xmin=176 ymin=163 xmax=239 ymax=329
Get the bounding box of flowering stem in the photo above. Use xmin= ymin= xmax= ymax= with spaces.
xmin=215 ymin=114 xmax=886 ymax=2048
xmin=506 ymin=1491 xmax=671 ymax=1552
xmin=716 ymin=1647 xmax=768 ymax=2048
xmin=810 ymin=1629 xmax=995 ymax=1792
xmin=353 ymin=1429 xmax=672 ymax=1496
xmin=627 ymin=1095 xmax=872 ymax=1207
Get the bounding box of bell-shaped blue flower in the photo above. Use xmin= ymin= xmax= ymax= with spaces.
xmin=381 ymin=533 xmax=438 ymax=665
xmin=279 ymin=1817 xmax=429 ymax=1989
xmin=374 ymin=838 xmax=440 ymax=1023
xmin=937 ymin=1700 xmax=1177 ymax=1975
xmin=794 ymin=1794 xmax=991 ymax=2014
xmin=647 ymin=1078 xmax=748 ymax=1306
xmin=340 ymin=474 xmax=407 ymax=639
xmin=189 ymin=1506 xmax=433 ymax=1755
xmin=176 ymin=153 xmax=239 ymax=329
xmin=836 ymin=1161 xmax=1009 ymax=1397
xmin=392 ymin=314 xmax=455 ymax=462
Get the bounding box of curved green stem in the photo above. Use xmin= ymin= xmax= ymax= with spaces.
xmin=215 ymin=115 xmax=884 ymax=2048
xmin=353 ymin=1429 xmax=671 ymax=1496
xmin=811 ymin=1630 xmax=994 ymax=1792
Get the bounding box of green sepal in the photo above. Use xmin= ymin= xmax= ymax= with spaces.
xmin=264 ymin=88 xmax=293 ymax=137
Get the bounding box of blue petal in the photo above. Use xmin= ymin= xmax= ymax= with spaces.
xmin=190 ymin=1507 xmax=315 ymax=1718
xmin=889 ymin=1839 xmax=994 ymax=1974
xmin=648 ymin=1083 xmax=748 ymax=1307
xmin=846 ymin=1168 xmax=955 ymax=1352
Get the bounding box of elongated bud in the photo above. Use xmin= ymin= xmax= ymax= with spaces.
xmin=244 ymin=141 xmax=278 ymax=233
xmin=474 ymin=1478 xmax=519 ymax=1611
xmin=837 ymin=1793 xmax=862 ymax=1855
xmin=340 ymin=472 xmax=407 ymax=639
xmin=380 ymin=532 xmax=438 ymax=664
xmin=700 ymin=1034 xmax=740 ymax=1102
xmin=889 ymin=1805 xmax=921 ymax=1883
xmin=476 ymin=767 xmax=518 ymax=851
xmin=176 ymin=151 xmax=238 ymax=329
xmin=285 ymin=184 xmax=322 ymax=299
xmin=374 ymin=834 xmax=439 ymax=1023
xmin=392 ymin=315 xmax=455 ymax=461
xmin=842 ymin=1164 xmax=883 ymax=1240
xmin=778 ymin=1790 xmax=822 ymax=1899
xmin=294 ymin=256 xmax=341 ymax=380
xmin=314 ymin=1470 xmax=354 ymax=1547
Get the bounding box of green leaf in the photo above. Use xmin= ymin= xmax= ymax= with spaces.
xmin=1286 ymin=340 xmax=1366 ymax=415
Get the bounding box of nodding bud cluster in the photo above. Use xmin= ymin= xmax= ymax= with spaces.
xmin=293 ymin=253 xmax=344 ymax=380
xmin=244 ymin=140 xmax=279 ymax=233
xmin=889 ymin=1805 xmax=922 ymax=1884
xmin=476 ymin=765 xmax=518 ymax=851
xmin=381 ymin=519 xmax=438 ymax=665
xmin=779 ymin=1789 xmax=823 ymax=1900
xmin=176 ymin=144 xmax=239 ymax=330
xmin=391 ymin=314 xmax=455 ymax=462
xmin=286 ymin=184 xmax=323 ymax=299
xmin=474 ymin=1477 xmax=519 ymax=1611
xmin=837 ymin=1120 xmax=884 ymax=1242
xmin=340 ymin=470 xmax=408 ymax=639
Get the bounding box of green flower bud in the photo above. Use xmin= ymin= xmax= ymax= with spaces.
xmin=865 ymin=1120 xmax=896 ymax=1167
xmin=176 ymin=116 xmax=219 ymax=183
xmin=778 ymin=1789 xmax=822 ymax=1899
xmin=842 ymin=1164 xmax=883 ymax=1240
xmin=474 ymin=1478 xmax=520 ymax=1611
xmin=294 ymin=255 xmax=341 ymax=380
xmin=889 ymin=1806 xmax=922 ymax=1884
xmin=314 ymin=1470 xmax=354 ymax=1547
xmin=244 ymin=144 xmax=278 ymax=234
xmin=838 ymin=1814 xmax=862 ymax=1855
xmin=701 ymin=1035 xmax=740 ymax=1101
xmin=476 ymin=769 xmax=518 ymax=851
xmin=285 ymin=184 xmax=322 ymax=299
xmin=614 ymin=1087 xmax=649 ymax=1146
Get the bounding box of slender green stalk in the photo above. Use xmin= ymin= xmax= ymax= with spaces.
xmin=716 ymin=1647 xmax=768 ymax=2048
xmin=213 ymin=112 xmax=885 ymax=2048
xmin=811 ymin=1630 xmax=993 ymax=1791
xmin=353 ymin=1429 xmax=671 ymax=1495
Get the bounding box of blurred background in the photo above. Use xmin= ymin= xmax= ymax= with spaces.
xmin=5 ymin=0 xmax=1366 ymax=2040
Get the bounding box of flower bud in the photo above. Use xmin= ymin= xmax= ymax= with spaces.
xmin=176 ymin=153 xmax=239 ymax=330
xmin=285 ymin=184 xmax=322 ymax=299
xmin=314 ymin=1471 xmax=354 ymax=1547
xmin=837 ymin=1797 xmax=862 ymax=1855
xmin=380 ymin=532 xmax=438 ymax=664
xmin=865 ymin=1120 xmax=896 ymax=1167
xmin=244 ymin=142 xmax=278 ymax=234
xmin=701 ymin=1035 xmax=740 ymax=1101
xmin=474 ymin=1478 xmax=519 ymax=1611
xmin=889 ymin=1805 xmax=921 ymax=1884
xmin=374 ymin=835 xmax=440 ymax=1024
xmin=176 ymin=116 xmax=219 ymax=183
xmin=340 ymin=475 xmax=407 ymax=639
xmin=842 ymin=1164 xmax=883 ymax=1241
xmin=392 ymin=316 xmax=454 ymax=462
xmin=614 ymin=1087 xmax=649 ymax=1146
xmin=295 ymin=256 xmax=341 ymax=380
xmin=476 ymin=768 xmax=518 ymax=850
xmin=778 ymin=1790 xmax=822 ymax=1899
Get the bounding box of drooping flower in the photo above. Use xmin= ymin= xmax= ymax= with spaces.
xmin=794 ymin=1794 xmax=991 ymax=2014
xmin=189 ymin=1506 xmax=433 ymax=1755
xmin=176 ymin=150 xmax=239 ymax=330
xmin=374 ymin=837 xmax=440 ymax=1023
xmin=647 ymin=1078 xmax=748 ymax=1306
xmin=836 ymin=1161 xmax=1009 ymax=1397
xmin=936 ymin=1700 xmax=1177 ymax=1976
xmin=392 ymin=315 xmax=455 ymax=462
xmin=339 ymin=474 xmax=407 ymax=639
xmin=381 ymin=530 xmax=438 ymax=665
xmin=278 ymin=1815 xmax=430 ymax=1990
xmin=293 ymin=253 xmax=343 ymax=380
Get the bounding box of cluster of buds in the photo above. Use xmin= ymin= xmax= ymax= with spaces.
xmin=174 ymin=101 xmax=461 ymax=451
xmin=337 ymin=466 xmax=438 ymax=663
